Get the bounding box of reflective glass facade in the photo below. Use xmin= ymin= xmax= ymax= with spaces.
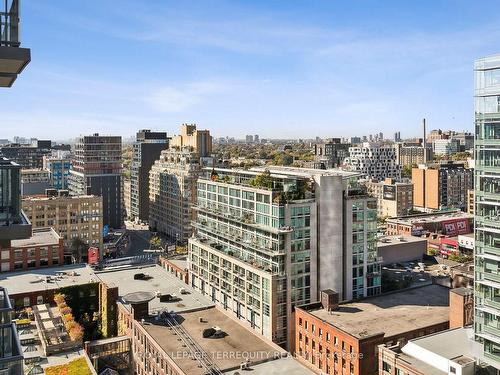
xmin=474 ymin=54 xmax=500 ymax=368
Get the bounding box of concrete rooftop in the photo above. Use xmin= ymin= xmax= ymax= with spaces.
xmin=302 ymin=284 xmax=449 ymax=339
xmin=223 ymin=356 xmax=314 ymax=374
xmin=0 ymin=264 xmax=97 ymax=295
xmin=142 ymin=307 xmax=286 ymax=375
xmin=377 ymin=235 xmax=427 ymax=247
xmin=387 ymin=211 xmax=473 ymax=226
xmin=10 ymin=227 xmax=60 ymax=248
xmin=95 ymin=264 xmax=213 ymax=314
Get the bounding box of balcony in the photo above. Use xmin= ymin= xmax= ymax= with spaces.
xmin=0 ymin=0 xmax=30 ymax=87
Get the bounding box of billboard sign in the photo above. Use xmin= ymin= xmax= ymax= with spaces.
xmin=442 ymin=219 xmax=470 ymax=236
xmin=383 ymin=185 xmax=396 ymax=201
xmin=88 ymin=247 xmax=99 ymax=265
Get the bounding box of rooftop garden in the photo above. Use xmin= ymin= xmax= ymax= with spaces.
xmin=45 ymin=357 xmax=93 ymax=375
xmin=54 ymin=294 xmax=84 ymax=342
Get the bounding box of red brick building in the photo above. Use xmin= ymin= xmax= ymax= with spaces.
xmin=0 ymin=227 xmax=63 ymax=273
xmin=295 ymin=286 xmax=450 ymax=375
xmin=159 ymin=255 xmax=189 ymax=284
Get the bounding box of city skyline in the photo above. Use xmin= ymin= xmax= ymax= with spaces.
xmin=1 ymin=1 xmax=500 ymax=139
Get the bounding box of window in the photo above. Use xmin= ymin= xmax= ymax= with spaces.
xmin=37 ymin=295 xmax=43 ymax=304
xmin=450 ymin=367 xmax=456 ymax=374
xmin=382 ymin=361 xmax=391 ymax=372
xmin=23 ymin=297 xmax=30 ymax=307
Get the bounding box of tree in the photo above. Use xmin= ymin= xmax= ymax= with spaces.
xmin=150 ymin=236 xmax=162 ymax=250
xmin=71 ymin=238 xmax=87 ymax=264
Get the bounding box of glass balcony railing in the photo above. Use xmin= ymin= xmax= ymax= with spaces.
xmin=0 ymin=0 xmax=19 ymax=47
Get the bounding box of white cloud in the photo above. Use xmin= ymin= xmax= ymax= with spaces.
xmin=147 ymin=81 xmax=226 ymax=112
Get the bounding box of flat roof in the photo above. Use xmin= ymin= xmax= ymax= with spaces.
xmin=10 ymin=228 xmax=60 ymax=248
xmin=404 ymin=327 xmax=474 ymax=361
xmin=252 ymin=165 xmax=361 ymax=178
xmin=223 ymin=356 xmax=314 ymax=374
xmin=142 ymin=307 xmax=285 ymax=374
xmin=301 ymin=284 xmax=449 ymax=339
xmin=22 ymin=194 xmax=98 ymax=202
xmin=95 ymin=264 xmax=213 ymax=314
xmin=0 ymin=264 xmax=97 ymax=295
xmin=377 ymin=235 xmax=427 ymax=247
xmin=387 ymin=211 xmax=473 ymax=226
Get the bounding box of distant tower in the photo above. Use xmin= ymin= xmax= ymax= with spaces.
xmin=423 ymin=118 xmax=427 ymax=164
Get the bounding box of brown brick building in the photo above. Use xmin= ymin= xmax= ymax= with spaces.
xmin=295 ymin=285 xmax=450 ymax=375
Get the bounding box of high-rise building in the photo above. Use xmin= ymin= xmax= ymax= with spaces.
xmin=412 ymin=162 xmax=473 ymax=212
xmin=0 ymin=158 xmax=32 ymax=247
xmin=254 ymin=134 xmax=260 ymax=143
xmin=0 ymin=140 xmax=52 ymax=169
xmin=68 ymin=134 xmax=123 ymax=228
xmin=433 ymin=138 xmax=461 ymax=155
xmin=188 ymin=166 xmax=381 ymax=348
xmin=245 ymin=134 xmax=254 ymax=143
xmin=0 ymin=287 xmax=23 ymax=373
xmin=312 ymin=138 xmax=350 ymax=169
xmin=20 ymin=168 xmax=51 ymax=196
xmin=344 ymin=142 xmax=401 ymax=181
xmin=170 ymin=124 xmax=212 ymax=157
xmin=0 ymin=0 xmax=31 ymax=88
xmin=130 ymin=130 xmax=169 ymax=222
xmin=22 ymin=192 xmax=103 ymax=254
xmin=395 ymin=143 xmax=433 ymax=167
xmin=43 ymin=154 xmax=72 ymax=190
xmin=474 ymin=54 xmax=500 ymax=368
xmin=149 ymin=147 xmax=201 ymax=244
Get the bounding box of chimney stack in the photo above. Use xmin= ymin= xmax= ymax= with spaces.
xmin=423 ymin=118 xmax=427 ymax=164
xmin=321 ymin=289 xmax=339 ymax=312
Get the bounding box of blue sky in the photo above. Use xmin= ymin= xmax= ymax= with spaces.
xmin=2 ymin=0 xmax=500 ymax=140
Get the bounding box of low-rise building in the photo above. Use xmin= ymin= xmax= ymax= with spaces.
xmin=159 ymin=255 xmax=189 ymax=284
xmin=22 ymin=193 xmax=103 ymax=255
xmin=377 ymin=236 xmax=427 ymax=266
xmin=43 ymin=154 xmax=71 ymax=190
xmin=378 ymin=327 xmax=494 ymax=375
xmin=0 ymin=227 xmax=63 ymax=273
xmin=365 ymin=178 xmax=413 ymax=218
xmin=295 ymin=285 xmax=450 ymax=375
xmin=108 ymin=264 xmax=313 ymax=375
xmin=386 ymin=211 xmax=473 ymax=237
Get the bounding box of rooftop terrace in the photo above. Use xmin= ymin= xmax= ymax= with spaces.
xmin=300 ymin=284 xmax=449 ymax=339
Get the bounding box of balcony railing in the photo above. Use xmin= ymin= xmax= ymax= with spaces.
xmin=1 ymin=0 xmax=19 ymax=47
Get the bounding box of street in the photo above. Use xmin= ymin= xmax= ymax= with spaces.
xmin=122 ymin=221 xmax=153 ymax=257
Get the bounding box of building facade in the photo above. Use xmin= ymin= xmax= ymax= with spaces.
xmin=169 ymin=124 xmax=212 ymax=157
xmin=0 ymin=140 xmax=51 ymax=169
xmin=0 ymin=158 xmax=32 ymax=248
xmin=432 ymin=138 xmax=460 ymax=155
xmin=0 ymin=227 xmax=63 ymax=272
xmin=344 ymin=143 xmax=401 ymax=181
xmin=365 ymin=178 xmax=413 ymax=218
xmin=295 ymin=286 xmax=450 ymax=375
xmin=43 ymin=155 xmax=71 ymax=190
xmin=0 ymin=287 xmax=23 ymax=374
xmin=21 ymin=193 xmax=103 ymax=253
xmin=20 ymin=168 xmax=51 ymax=196
xmin=312 ymin=138 xmax=350 ymax=169
xmin=474 ymin=54 xmax=500 ymax=369
xmin=130 ymin=130 xmax=169 ymax=223
xmin=412 ymin=162 xmax=473 ymax=212
xmin=68 ymin=134 xmax=122 ymax=229
xmin=395 ymin=143 xmax=433 ymax=167
xmin=188 ymin=167 xmax=381 ymax=348
xmin=149 ymin=148 xmax=201 ymax=243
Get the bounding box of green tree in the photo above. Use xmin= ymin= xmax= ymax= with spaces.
xmin=71 ymin=238 xmax=87 ymax=263
xmin=150 ymin=236 xmax=162 ymax=250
